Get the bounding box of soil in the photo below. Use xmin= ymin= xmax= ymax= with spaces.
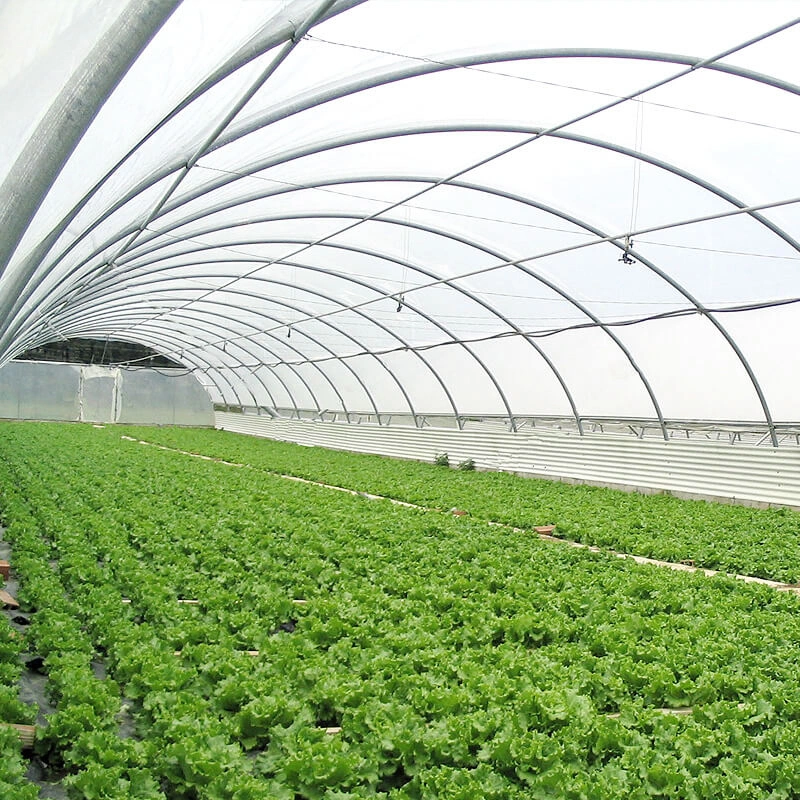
xmin=1 ymin=527 xmax=68 ymax=798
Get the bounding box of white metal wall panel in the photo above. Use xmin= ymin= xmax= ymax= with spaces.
xmin=215 ymin=412 xmax=800 ymax=509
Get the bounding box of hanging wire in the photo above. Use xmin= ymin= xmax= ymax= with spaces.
xmin=289 ymin=262 xmax=297 ymax=335
xmin=397 ymin=207 xmax=410 ymax=312
xmin=302 ymin=33 xmax=800 ymax=138
xmin=629 ymin=98 xmax=644 ymax=234
xmin=620 ymin=98 xmax=644 ymax=265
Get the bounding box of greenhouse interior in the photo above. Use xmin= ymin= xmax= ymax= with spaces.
xmin=1 ymin=1 xmax=800 ymax=797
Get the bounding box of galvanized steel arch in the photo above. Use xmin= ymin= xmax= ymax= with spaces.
xmin=8 ymin=318 xmax=244 ymax=409
xmin=78 ymin=261 xmax=465 ymax=423
xmin=28 ymin=304 xmax=297 ymax=414
xmin=1 ymin=41 xmax=797 ymax=438
xmin=4 ymin=46 xmax=798 ymax=355
xmin=57 ymin=278 xmax=414 ymax=423
xmin=44 ymin=113 xmax=788 ymax=439
xmin=109 ymin=236 xmax=592 ymax=427
xmin=54 ymin=256 xmax=492 ymax=425
xmin=107 ymin=112 xmax=791 ymax=444
xmin=43 ymin=288 xmax=370 ymax=421
xmin=57 ymin=253 xmax=517 ymax=428
xmin=99 ymin=199 xmax=668 ymax=435
xmin=82 ymin=222 xmax=589 ymax=428
xmin=67 ymin=316 xmax=294 ymax=415
xmin=61 ymin=257 xmax=456 ymax=424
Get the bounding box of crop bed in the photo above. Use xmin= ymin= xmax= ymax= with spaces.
xmin=1 ymin=422 xmax=800 ymax=798
xmin=118 ymin=424 xmax=800 ymax=584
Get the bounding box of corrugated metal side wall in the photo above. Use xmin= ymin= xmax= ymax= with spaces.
xmin=215 ymin=413 xmax=800 ymax=509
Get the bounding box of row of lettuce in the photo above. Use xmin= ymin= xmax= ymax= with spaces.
xmin=115 ymin=424 xmax=800 ymax=584
xmin=1 ymin=422 xmax=800 ymax=797
xmin=0 ymin=599 xmax=36 ymax=797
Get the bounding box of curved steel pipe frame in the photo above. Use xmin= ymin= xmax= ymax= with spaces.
xmin=53 ymin=283 xmax=403 ymax=424
xmin=65 ymin=312 xmax=324 ymax=414
xmin=5 ymin=45 xmax=798 ymax=350
xmin=109 ymin=125 xmax=788 ymax=443
xmin=14 ymin=134 xmax=792 ymax=439
xmin=35 ymin=292 xmax=368 ymax=422
xmin=86 ymin=116 xmax=787 ymax=443
xmin=12 ymin=183 xmax=777 ymax=441
xmin=77 ymin=233 xmax=588 ymax=429
xmin=75 ymin=322 xmax=250 ymax=409
xmin=50 ymin=266 xmax=476 ymax=425
xmin=3 ymin=43 xmax=798 ymax=443
xmin=81 ymin=203 xmax=669 ymax=436
xmin=107 ymin=238 xmax=592 ymax=427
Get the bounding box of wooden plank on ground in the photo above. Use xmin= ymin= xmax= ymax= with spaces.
xmin=1 ymin=723 xmax=35 ymax=749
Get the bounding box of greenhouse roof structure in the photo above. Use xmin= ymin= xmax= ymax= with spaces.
xmin=2 ymin=0 xmax=800 ymax=445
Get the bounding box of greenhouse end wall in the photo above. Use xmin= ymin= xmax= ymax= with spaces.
xmin=0 ymin=361 xmax=213 ymax=426
xmin=215 ymin=412 xmax=800 ymax=511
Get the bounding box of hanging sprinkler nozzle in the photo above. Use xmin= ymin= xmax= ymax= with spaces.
xmin=619 ymin=235 xmax=635 ymax=265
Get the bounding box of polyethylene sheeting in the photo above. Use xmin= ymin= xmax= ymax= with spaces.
xmin=2 ymin=0 xmax=800 ymax=445
xmin=0 ymin=360 xmax=214 ymax=426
